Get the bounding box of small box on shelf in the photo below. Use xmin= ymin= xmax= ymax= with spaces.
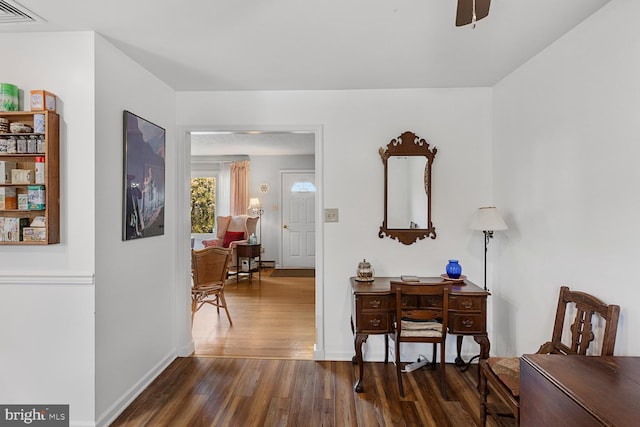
xmin=17 ymin=193 xmax=28 ymax=210
xmin=0 ymin=160 xmax=16 ymax=183
xmin=0 ymin=217 xmax=29 ymax=242
xmin=30 ymin=90 xmax=56 ymax=112
xmin=0 ymin=187 xmax=17 ymax=209
xmin=22 ymin=227 xmax=46 ymax=242
xmin=11 ymin=168 xmax=34 ymax=184
xmin=27 ymin=185 xmax=45 ymax=210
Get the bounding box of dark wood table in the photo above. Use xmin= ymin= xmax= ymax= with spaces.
xmin=350 ymin=276 xmax=490 ymax=392
xmin=521 ymin=354 xmax=640 ymax=426
xmin=235 ymin=243 xmax=261 ymax=283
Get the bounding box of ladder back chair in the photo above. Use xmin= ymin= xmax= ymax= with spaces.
xmin=479 ymin=285 xmax=620 ymax=426
xmin=191 ymin=246 xmax=233 ymax=326
xmin=387 ymin=281 xmax=451 ymax=398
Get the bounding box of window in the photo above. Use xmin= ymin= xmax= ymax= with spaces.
xmin=190 ymin=177 xmax=216 ymax=233
xmin=290 ymin=180 xmax=316 ymax=193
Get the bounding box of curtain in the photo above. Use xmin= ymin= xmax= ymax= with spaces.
xmin=217 ymin=162 xmax=231 ymax=217
xmin=230 ymin=160 xmax=250 ymax=216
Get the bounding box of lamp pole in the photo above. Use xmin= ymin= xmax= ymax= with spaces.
xmin=482 ymin=230 xmax=493 ymax=291
xmin=256 ymin=209 xmax=263 ymax=244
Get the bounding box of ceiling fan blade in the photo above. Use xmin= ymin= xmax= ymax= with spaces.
xmin=456 ymin=0 xmax=491 ymax=27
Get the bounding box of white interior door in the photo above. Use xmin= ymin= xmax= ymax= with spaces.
xmin=281 ymin=171 xmax=315 ymax=268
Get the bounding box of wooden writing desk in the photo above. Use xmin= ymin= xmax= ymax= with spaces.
xmin=521 ymin=354 xmax=640 ymax=426
xmin=350 ymin=277 xmax=490 ymax=392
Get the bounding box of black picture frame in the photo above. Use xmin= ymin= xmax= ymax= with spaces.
xmin=123 ymin=110 xmax=166 ymax=240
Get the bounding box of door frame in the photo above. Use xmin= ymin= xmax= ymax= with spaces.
xmin=175 ymin=124 xmax=325 ymax=360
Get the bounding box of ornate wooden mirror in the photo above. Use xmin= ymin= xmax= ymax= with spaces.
xmin=379 ymin=131 xmax=437 ymax=245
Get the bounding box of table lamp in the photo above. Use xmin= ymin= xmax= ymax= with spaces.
xmin=248 ymin=198 xmax=264 ymax=244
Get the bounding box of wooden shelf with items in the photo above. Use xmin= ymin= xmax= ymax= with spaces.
xmin=0 ymin=110 xmax=59 ymax=244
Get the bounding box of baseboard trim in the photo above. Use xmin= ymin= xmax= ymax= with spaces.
xmin=177 ymin=339 xmax=195 ymax=357
xmin=95 ymin=351 xmax=176 ymax=427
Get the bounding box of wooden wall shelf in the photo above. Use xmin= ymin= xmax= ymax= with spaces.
xmin=0 ymin=110 xmax=59 ymax=244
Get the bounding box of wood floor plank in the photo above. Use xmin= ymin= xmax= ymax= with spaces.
xmin=287 ymin=360 xmax=317 ymax=426
xmin=371 ymin=362 xmax=405 ymax=425
xmin=334 ymin=361 xmax=358 ymax=426
xmin=444 ymin=401 xmax=476 ymax=427
xmin=263 ymin=397 xmax=291 ymax=427
xmin=406 ymin=372 xmax=441 ymax=427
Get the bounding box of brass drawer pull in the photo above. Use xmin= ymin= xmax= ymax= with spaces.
xmin=369 ymin=318 xmax=381 ymax=327
xmin=369 ymin=300 xmax=381 ymax=308
xmin=461 ymin=300 xmax=473 ymax=309
xmin=462 ymin=319 xmax=474 ymax=328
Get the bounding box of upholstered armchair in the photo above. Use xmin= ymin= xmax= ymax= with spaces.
xmin=202 ymin=215 xmax=258 ymax=265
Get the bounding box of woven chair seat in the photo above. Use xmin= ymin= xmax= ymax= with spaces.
xmin=487 ymin=357 xmax=520 ymax=397
xmin=400 ymin=320 xmax=443 ymax=337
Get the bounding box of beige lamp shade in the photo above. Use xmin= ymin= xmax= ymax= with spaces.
xmin=248 ymin=198 xmax=262 ymax=211
xmin=470 ymin=206 xmax=507 ymax=231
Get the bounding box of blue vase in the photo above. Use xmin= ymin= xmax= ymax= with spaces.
xmin=446 ymin=260 xmax=462 ymax=279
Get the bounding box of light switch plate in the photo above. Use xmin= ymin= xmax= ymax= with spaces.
xmin=324 ymin=208 xmax=339 ymax=222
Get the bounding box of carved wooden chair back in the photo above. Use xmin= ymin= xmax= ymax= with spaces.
xmin=479 ymin=285 xmax=620 ymax=426
xmin=191 ymin=246 xmax=233 ymax=326
xmin=539 ymin=286 xmax=620 ymax=356
xmin=388 ymin=281 xmax=450 ymax=398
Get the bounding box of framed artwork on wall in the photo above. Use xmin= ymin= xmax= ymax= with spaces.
xmin=122 ymin=110 xmax=166 ymax=240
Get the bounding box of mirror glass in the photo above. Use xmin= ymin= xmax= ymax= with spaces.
xmin=379 ymin=131 xmax=436 ymax=245
xmin=387 ymin=156 xmax=427 ymax=229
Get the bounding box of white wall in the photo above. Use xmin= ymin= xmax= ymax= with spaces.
xmin=177 ymin=89 xmax=493 ymax=361
xmin=493 ymin=0 xmax=639 ymax=357
xmin=0 ymin=32 xmax=97 ymax=426
xmin=0 ymin=31 xmax=179 ymax=427
xmin=94 ymin=35 xmax=177 ymax=426
xmin=249 ymin=154 xmax=315 ymax=265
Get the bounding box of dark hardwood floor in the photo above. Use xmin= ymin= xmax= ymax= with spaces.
xmin=111 ymin=358 xmax=500 ymax=426
xmin=111 ymin=270 xmax=504 ymax=426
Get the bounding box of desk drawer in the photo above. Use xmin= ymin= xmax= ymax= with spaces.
xmin=449 ymin=295 xmax=482 ymax=311
xmin=449 ymin=313 xmax=485 ymax=334
xmin=359 ymin=313 xmax=391 ymax=332
xmin=360 ymin=295 xmax=390 ymax=311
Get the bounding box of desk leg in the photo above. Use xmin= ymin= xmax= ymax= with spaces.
xmin=455 ymin=336 xmax=466 ymax=367
xmin=455 ymin=335 xmax=490 ymax=372
xmin=353 ymin=333 xmax=368 ymax=393
xmin=455 ymin=336 xmax=479 ymax=370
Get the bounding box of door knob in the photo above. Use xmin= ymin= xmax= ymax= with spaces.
xmin=283 ymin=224 xmax=288 ymax=229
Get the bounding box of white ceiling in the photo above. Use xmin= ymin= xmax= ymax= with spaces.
xmin=1 ymin=0 xmax=612 ymax=155
xmin=4 ymin=0 xmax=611 ymax=91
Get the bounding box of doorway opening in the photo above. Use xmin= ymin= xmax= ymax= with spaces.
xmin=185 ymin=127 xmax=323 ymax=360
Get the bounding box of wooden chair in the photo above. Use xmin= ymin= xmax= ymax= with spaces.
xmin=479 ymin=285 xmax=620 ymax=426
xmin=387 ymin=281 xmax=450 ymax=398
xmin=191 ymin=246 xmax=233 ymax=326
